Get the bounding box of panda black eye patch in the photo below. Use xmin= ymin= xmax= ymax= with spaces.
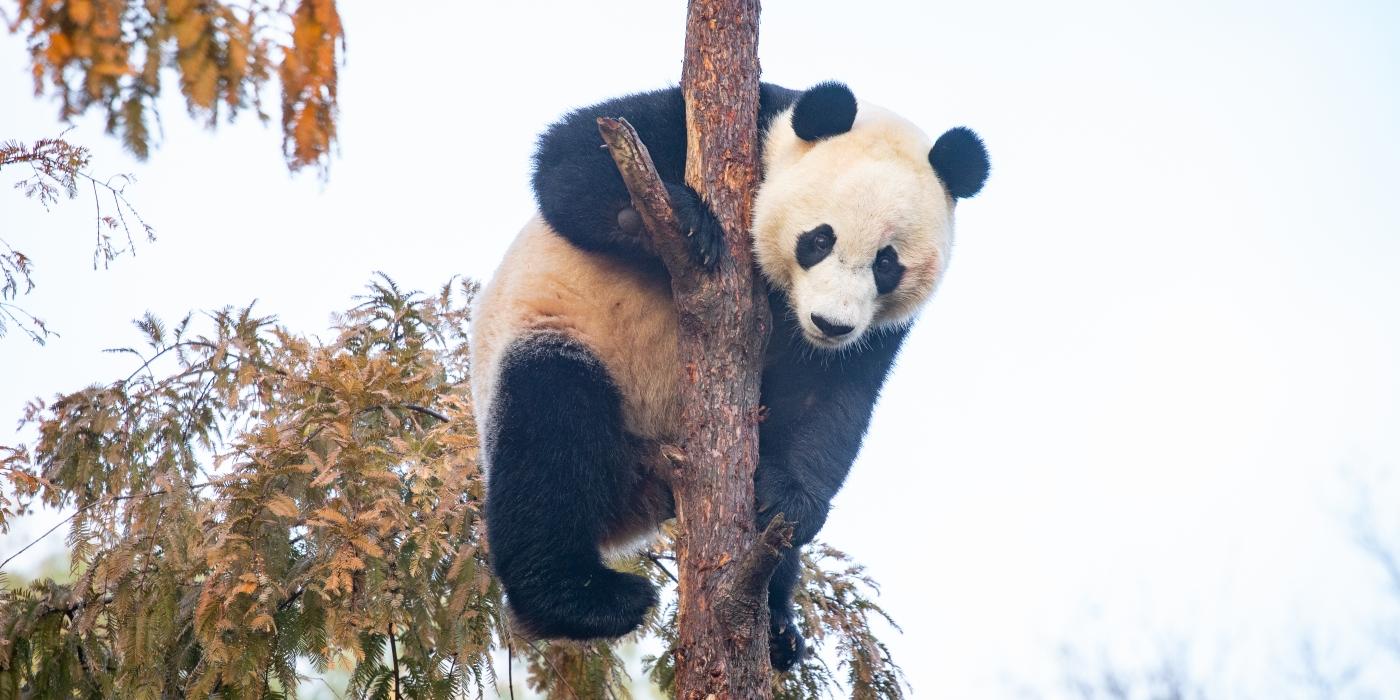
xmin=795 ymin=224 xmax=836 ymax=269
xmin=872 ymin=246 xmax=904 ymax=294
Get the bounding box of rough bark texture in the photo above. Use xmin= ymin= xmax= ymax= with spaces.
xmin=597 ymin=1 xmax=785 ymax=697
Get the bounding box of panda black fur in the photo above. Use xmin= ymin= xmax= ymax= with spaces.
xmin=469 ymin=82 xmax=988 ymax=671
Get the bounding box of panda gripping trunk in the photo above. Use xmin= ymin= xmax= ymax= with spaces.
xmin=478 ymin=1 xmax=989 ymax=693
xmin=598 ymin=1 xmax=788 ymax=696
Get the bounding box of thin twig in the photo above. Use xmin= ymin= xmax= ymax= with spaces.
xmin=276 ymin=585 xmax=306 ymax=612
xmin=0 ymin=515 xmax=72 ymax=573
xmin=92 ymin=179 xmax=102 ymax=269
xmin=314 ymin=676 xmax=347 ymax=700
xmin=388 ymin=622 xmax=402 ymax=699
xmin=0 ymin=481 xmax=215 ymax=573
xmin=110 ymin=178 xmax=137 ymax=254
xmin=121 ymin=339 xmax=218 ymax=384
xmin=532 ymin=642 xmax=581 ymax=700
xmin=401 ymin=403 xmax=449 ymax=422
xmin=507 ymin=639 xmax=516 ymax=700
xmin=646 ymin=552 xmax=680 ymax=585
xmin=0 ymin=302 xmax=53 ymax=343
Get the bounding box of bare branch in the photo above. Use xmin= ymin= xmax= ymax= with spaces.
xmin=715 ymin=514 xmax=794 ymax=639
xmin=595 ymin=117 xmax=693 ymax=281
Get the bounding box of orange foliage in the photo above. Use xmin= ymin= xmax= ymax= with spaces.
xmin=9 ymin=0 xmax=341 ymax=172
xmin=279 ymin=0 xmax=342 ymax=173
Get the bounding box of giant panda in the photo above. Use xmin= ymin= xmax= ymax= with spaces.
xmin=469 ymin=81 xmax=988 ymax=671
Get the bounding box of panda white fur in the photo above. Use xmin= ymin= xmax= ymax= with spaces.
xmin=469 ymin=82 xmax=988 ymax=671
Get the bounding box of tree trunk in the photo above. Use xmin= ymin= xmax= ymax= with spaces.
xmin=597 ymin=0 xmax=789 ymax=697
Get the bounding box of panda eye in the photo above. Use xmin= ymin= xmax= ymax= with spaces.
xmin=873 ymin=246 xmax=904 ymax=295
xmin=795 ymin=224 xmax=835 ymax=269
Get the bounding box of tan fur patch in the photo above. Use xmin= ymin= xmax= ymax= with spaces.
xmin=469 ymin=217 xmax=683 ymax=444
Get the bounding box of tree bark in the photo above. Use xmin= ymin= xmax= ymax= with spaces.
xmin=597 ymin=0 xmax=788 ymax=697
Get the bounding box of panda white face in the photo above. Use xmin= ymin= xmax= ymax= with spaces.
xmin=754 ymin=88 xmax=985 ymax=352
xmin=767 ymin=155 xmax=946 ymax=350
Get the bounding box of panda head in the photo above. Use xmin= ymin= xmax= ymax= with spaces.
xmin=753 ymin=82 xmax=989 ymax=351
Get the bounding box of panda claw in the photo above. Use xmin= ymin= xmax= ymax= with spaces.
xmin=769 ymin=614 xmax=806 ymax=672
xmin=665 ymin=183 xmax=724 ymax=273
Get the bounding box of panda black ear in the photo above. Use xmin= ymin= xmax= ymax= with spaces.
xmin=791 ymin=82 xmax=858 ymax=142
xmin=929 ymin=127 xmax=990 ymax=199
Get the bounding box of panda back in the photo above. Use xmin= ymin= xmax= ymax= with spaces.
xmin=470 ymin=216 xmax=683 ymax=448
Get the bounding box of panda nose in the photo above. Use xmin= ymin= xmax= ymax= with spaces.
xmin=810 ymin=314 xmax=854 ymax=338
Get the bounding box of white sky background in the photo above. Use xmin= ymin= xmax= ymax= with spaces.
xmin=3 ymin=0 xmax=1400 ymax=696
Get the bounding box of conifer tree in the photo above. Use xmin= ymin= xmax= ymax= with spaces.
xmin=0 ymin=276 xmax=906 ymax=698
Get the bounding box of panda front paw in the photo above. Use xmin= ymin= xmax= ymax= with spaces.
xmin=665 ymin=183 xmax=726 ymax=272
xmin=755 ymin=468 xmax=829 ymax=545
xmin=769 ymin=611 xmax=807 ymax=672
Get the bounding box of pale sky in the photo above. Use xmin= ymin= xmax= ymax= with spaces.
xmin=3 ymin=1 xmax=1400 ymax=697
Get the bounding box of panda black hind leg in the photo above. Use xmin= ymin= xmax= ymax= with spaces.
xmin=484 ymin=331 xmax=658 ymax=640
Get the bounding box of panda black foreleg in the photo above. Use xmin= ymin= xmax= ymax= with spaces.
xmin=766 ymin=547 xmax=807 ymax=672
xmin=756 ymin=460 xmax=833 ymax=672
xmin=534 ymin=161 xmax=725 ymax=272
xmin=530 ymin=86 xmax=721 ymax=271
xmin=484 ymin=331 xmax=658 ymax=640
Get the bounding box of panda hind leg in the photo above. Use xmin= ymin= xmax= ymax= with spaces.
xmin=484 ymin=331 xmax=658 ymax=640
